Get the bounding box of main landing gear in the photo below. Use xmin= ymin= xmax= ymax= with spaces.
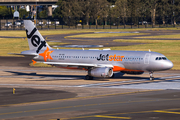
xmin=85 ymin=75 xmax=94 ymax=80
xmin=149 ymin=71 xmax=154 ymax=80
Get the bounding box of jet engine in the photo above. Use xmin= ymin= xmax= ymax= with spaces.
xmin=121 ymin=71 xmax=144 ymax=75
xmin=88 ymin=67 xmax=113 ymax=78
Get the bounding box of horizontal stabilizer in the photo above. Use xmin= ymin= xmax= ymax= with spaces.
xmin=8 ymin=53 xmax=38 ymax=57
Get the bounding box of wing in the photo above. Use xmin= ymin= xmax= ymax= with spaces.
xmin=41 ymin=62 xmax=114 ymax=68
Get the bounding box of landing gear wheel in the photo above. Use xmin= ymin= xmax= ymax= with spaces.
xmin=149 ymin=71 xmax=154 ymax=81
xmin=85 ymin=75 xmax=93 ymax=80
xmin=150 ymin=77 xmax=154 ymax=81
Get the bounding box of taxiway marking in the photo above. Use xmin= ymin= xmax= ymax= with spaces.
xmin=154 ymin=110 xmax=180 ymax=114
xmin=60 ymin=115 xmax=131 ymax=120
xmin=94 ymin=115 xmax=131 ymax=119
xmin=60 ymin=108 xmax=180 ymax=120
xmin=61 ymin=115 xmax=131 ymax=120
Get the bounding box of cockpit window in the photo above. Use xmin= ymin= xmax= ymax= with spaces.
xmin=155 ymin=57 xmax=167 ymax=60
xmin=162 ymin=57 xmax=167 ymax=60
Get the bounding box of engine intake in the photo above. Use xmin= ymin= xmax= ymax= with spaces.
xmin=88 ymin=67 xmax=113 ymax=78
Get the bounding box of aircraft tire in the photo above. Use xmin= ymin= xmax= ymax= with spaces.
xmin=85 ymin=75 xmax=93 ymax=80
xmin=150 ymin=77 xmax=154 ymax=80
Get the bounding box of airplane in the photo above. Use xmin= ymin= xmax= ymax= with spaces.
xmin=16 ymin=20 xmax=173 ymax=80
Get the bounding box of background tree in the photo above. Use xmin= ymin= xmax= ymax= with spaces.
xmin=0 ymin=6 xmax=11 ymax=19
xmin=174 ymin=0 xmax=180 ymax=24
xmin=107 ymin=0 xmax=117 ymax=5
xmin=138 ymin=0 xmax=150 ymax=23
xmin=61 ymin=0 xmax=82 ymax=25
xmin=52 ymin=0 xmax=180 ymax=26
xmin=112 ymin=0 xmax=128 ymax=24
xmin=53 ymin=0 xmax=63 ymax=18
xmin=145 ymin=0 xmax=158 ymax=25
xmin=38 ymin=6 xmax=48 ymax=18
xmin=156 ymin=0 xmax=169 ymax=25
xmin=127 ymin=0 xmax=143 ymax=25
xmin=169 ymin=0 xmax=180 ymax=24
xmin=80 ymin=0 xmax=91 ymax=25
xmin=89 ymin=0 xmax=110 ymax=25
xmin=19 ymin=8 xmax=29 ymax=19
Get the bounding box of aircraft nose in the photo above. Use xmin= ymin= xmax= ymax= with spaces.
xmin=164 ymin=61 xmax=173 ymax=70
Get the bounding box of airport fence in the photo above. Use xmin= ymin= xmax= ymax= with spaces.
xmin=0 ymin=16 xmax=180 ymax=30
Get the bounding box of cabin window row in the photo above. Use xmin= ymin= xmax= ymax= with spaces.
xmin=52 ymin=56 xmax=97 ymax=59
xmin=52 ymin=55 xmax=143 ymax=61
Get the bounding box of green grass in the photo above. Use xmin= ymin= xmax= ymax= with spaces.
xmin=0 ymin=30 xmax=91 ymax=37
xmin=136 ymin=34 xmax=180 ymax=39
xmin=0 ymin=38 xmax=68 ymax=56
xmin=29 ymin=62 xmax=52 ymax=67
xmin=0 ymin=38 xmax=28 ymax=56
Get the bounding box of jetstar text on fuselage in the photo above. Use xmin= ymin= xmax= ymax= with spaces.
xmin=97 ymin=54 xmax=124 ymax=61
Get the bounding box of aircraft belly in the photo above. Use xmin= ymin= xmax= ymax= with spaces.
xmin=123 ymin=61 xmax=145 ymax=71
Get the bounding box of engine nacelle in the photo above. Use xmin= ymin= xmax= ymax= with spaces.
xmin=88 ymin=67 xmax=113 ymax=78
xmin=121 ymin=71 xmax=144 ymax=75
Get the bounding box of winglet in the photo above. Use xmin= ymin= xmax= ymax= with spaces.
xmin=32 ymin=60 xmax=37 ymax=65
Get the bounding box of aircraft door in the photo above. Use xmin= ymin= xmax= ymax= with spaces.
xmin=144 ymin=53 xmax=151 ymax=64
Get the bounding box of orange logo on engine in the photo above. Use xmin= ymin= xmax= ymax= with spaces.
xmin=39 ymin=47 xmax=54 ymax=62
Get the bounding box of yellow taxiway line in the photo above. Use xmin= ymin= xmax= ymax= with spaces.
xmin=154 ymin=110 xmax=180 ymax=114
xmin=60 ymin=108 xmax=180 ymax=120
xmin=94 ymin=115 xmax=131 ymax=119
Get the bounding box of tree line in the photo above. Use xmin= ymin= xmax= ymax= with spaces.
xmin=0 ymin=0 xmax=180 ymax=26
xmin=53 ymin=0 xmax=180 ymax=25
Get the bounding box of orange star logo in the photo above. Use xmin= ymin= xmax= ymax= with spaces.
xmin=39 ymin=47 xmax=54 ymax=62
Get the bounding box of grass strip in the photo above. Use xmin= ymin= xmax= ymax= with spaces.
xmin=136 ymin=34 xmax=180 ymax=39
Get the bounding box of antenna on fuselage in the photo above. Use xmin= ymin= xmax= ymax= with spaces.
xmin=149 ymin=49 xmax=151 ymax=52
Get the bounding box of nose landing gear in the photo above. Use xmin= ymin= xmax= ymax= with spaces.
xmin=149 ymin=71 xmax=154 ymax=80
